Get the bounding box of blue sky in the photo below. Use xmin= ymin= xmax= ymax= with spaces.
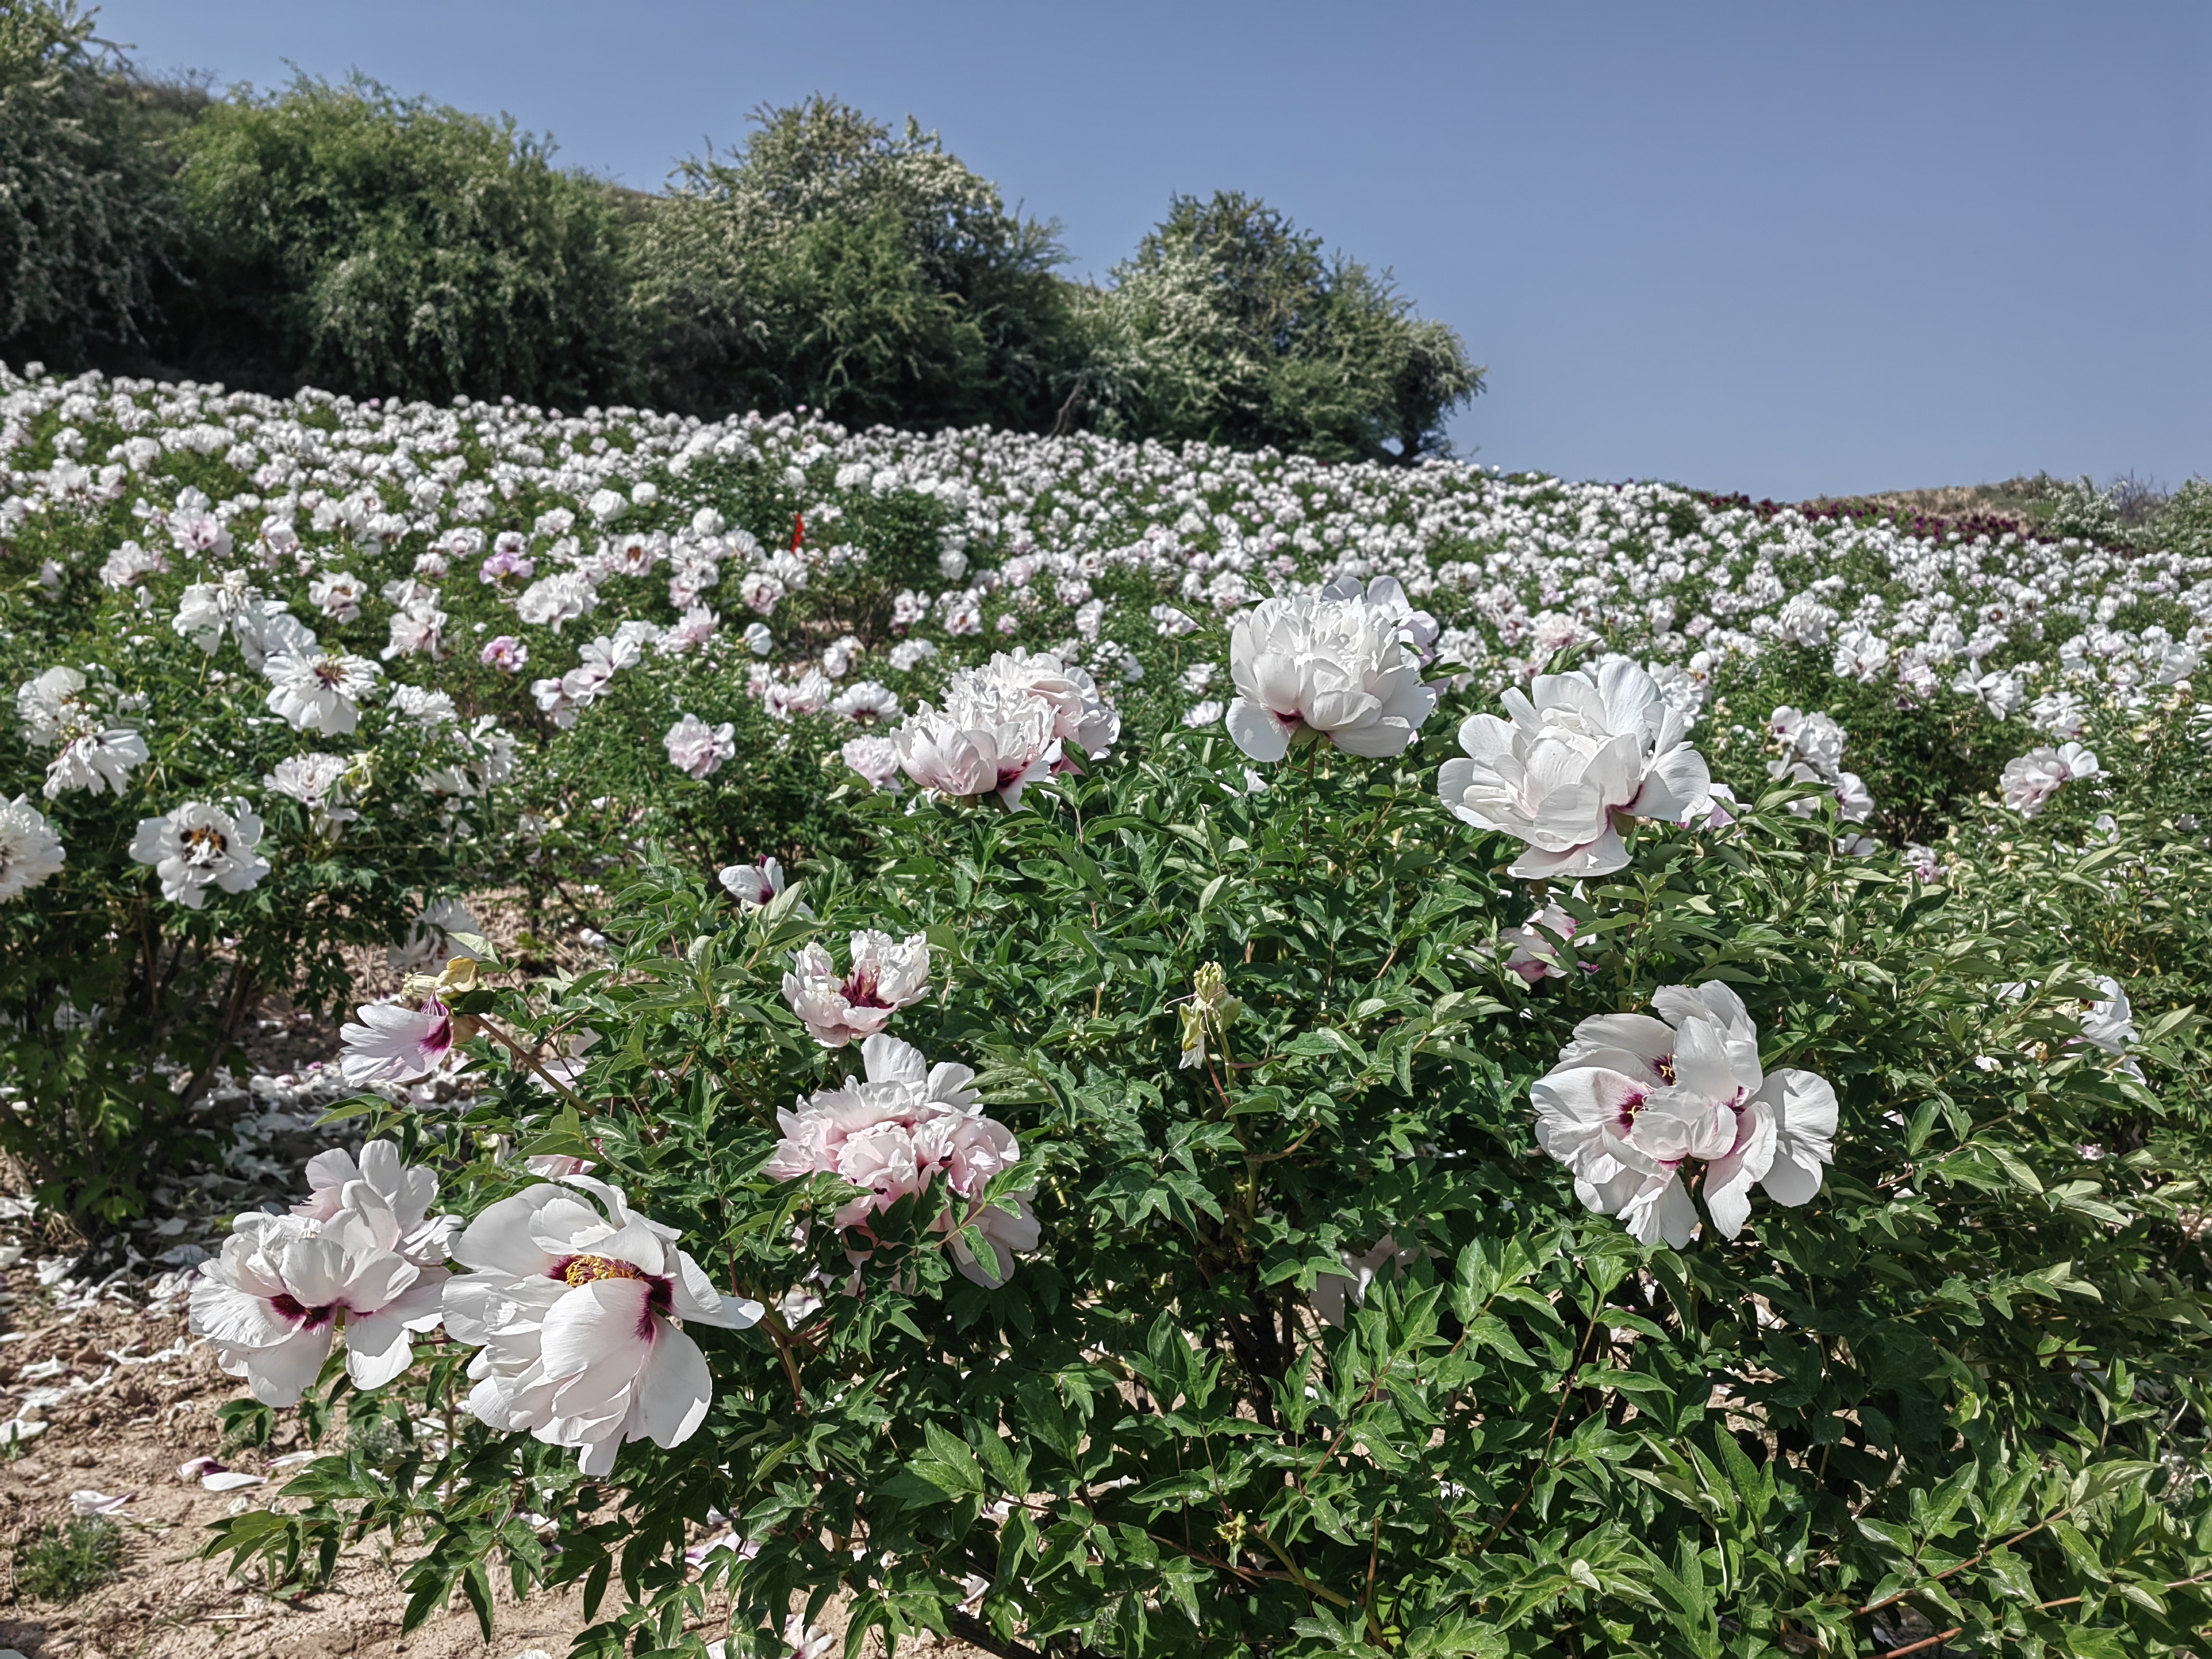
xmin=95 ymin=1 xmax=2209 ymax=498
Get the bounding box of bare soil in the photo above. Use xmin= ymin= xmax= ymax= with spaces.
xmin=0 ymin=1303 xmax=991 ymax=1658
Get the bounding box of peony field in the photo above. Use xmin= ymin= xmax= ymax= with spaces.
xmin=2 ymin=363 xmax=2210 ymax=1657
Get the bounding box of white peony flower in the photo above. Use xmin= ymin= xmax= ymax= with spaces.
xmin=441 ymin=1177 xmax=762 ymax=1475
xmin=892 ymin=673 xmax=1061 ymax=809
xmin=1529 ymin=982 xmax=1837 ymax=1246
xmin=663 ymin=713 xmax=737 ymax=780
xmin=340 ymin=997 xmax=462 ymax=1087
xmin=1501 ymin=903 xmax=1579 ymax=986
xmin=841 ymin=733 xmax=902 ymax=790
xmin=1999 ymin=743 xmax=2099 ymax=819
xmin=1224 ymin=576 xmax=1438 ymax=763
xmin=16 ymin=666 xmax=96 ymax=745
xmin=1438 ymin=660 xmax=1713 ymax=879
xmin=127 ymin=801 xmax=270 ymax=908
xmin=307 ymin=569 xmax=367 ymax=621
xmin=830 ymin=680 xmax=901 ymax=723
xmin=189 ymin=1207 xmax=447 ymax=1406
xmin=43 ymin=726 xmax=148 ymax=799
xmin=981 ymin=649 xmax=1121 ymax=760
xmin=782 ymin=929 xmax=931 ymax=1048
xmin=764 ymin=1034 xmax=1038 ymax=1288
xmin=262 ymin=645 xmax=383 ymax=734
xmin=2079 ymin=976 xmax=2135 ymax=1056
xmin=0 ymin=795 xmax=66 ymax=900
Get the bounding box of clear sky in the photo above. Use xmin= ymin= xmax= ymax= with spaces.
xmin=91 ymin=1 xmax=2209 ymax=499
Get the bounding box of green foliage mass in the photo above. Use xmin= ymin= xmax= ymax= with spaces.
xmin=12 ymin=1515 xmax=123 ymax=1603
xmin=1074 ymin=191 xmax=1485 ymax=464
xmin=638 ymin=96 xmax=1076 ymax=432
xmin=165 ymin=73 xmax=642 ymax=407
xmin=0 ymin=15 xmax=1483 ymax=463
xmin=0 ymin=0 xmax=181 ymax=364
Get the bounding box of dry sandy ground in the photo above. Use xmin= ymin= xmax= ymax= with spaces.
xmin=0 ymin=1300 xmax=990 ymax=1659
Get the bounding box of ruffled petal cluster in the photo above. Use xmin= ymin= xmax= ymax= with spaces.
xmin=1529 ymin=982 xmax=1836 ymax=1246
xmin=1224 ymin=576 xmax=1438 ymax=763
xmin=892 ymin=657 xmax=1077 ymax=807
xmin=441 ymin=1176 xmax=761 ymax=1475
xmin=188 ymin=1139 xmax=450 ymax=1405
xmin=1438 ymin=659 xmax=1712 ymax=879
xmin=782 ymin=929 xmax=930 ymax=1047
xmin=0 ymin=795 xmax=65 ymax=901
xmin=766 ymin=1034 xmax=1038 ymax=1287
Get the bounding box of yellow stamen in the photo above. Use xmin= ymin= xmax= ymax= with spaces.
xmin=563 ymin=1253 xmax=648 ymax=1287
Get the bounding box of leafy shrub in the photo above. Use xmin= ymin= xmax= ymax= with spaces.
xmin=168 ymin=75 xmax=639 ymax=405
xmin=639 ymin=97 xmax=1074 ymax=431
xmin=0 ymin=1 xmax=181 ymax=366
xmin=12 ymin=1515 xmax=123 ymax=1603
xmin=1073 ymin=191 xmax=1483 ymax=464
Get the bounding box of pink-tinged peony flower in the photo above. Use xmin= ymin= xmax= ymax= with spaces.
xmin=892 ymin=671 xmax=1061 ymax=808
xmin=841 ymin=734 xmax=902 ymax=791
xmin=664 ymin=713 xmax=737 ymax=780
xmin=765 ymin=1035 xmax=1038 ymax=1287
xmin=1501 ymin=904 xmax=1579 ymax=986
xmin=979 ymin=650 xmax=1121 ymax=760
xmin=127 ymin=801 xmax=271 ymax=908
xmin=1999 ymin=743 xmax=2100 ymax=819
xmin=1438 ymin=659 xmax=1713 ymax=880
xmin=718 ymin=857 xmax=786 ymax=907
xmin=440 ymin=1176 xmax=763 ymax=1475
xmin=188 ymin=1207 xmax=447 ymax=1405
xmin=381 ymin=600 xmax=448 ymax=662
xmin=308 ymin=569 xmax=367 ymax=621
xmin=294 ymin=1139 xmax=456 ymax=1266
xmin=480 ymin=635 xmax=528 ymax=673
xmin=339 ymin=998 xmax=461 ymax=1087
xmin=479 ymin=547 xmax=536 ymax=584
xmin=1529 ymin=982 xmax=1836 ymax=1247
xmin=1903 ymin=842 xmax=1943 ymax=882
xmin=782 ymin=930 xmax=930 ymax=1047
xmin=1224 ymin=576 xmax=1438 ymax=763
xmin=659 ymin=605 xmax=719 ymax=655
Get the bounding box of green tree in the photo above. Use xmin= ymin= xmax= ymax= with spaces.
xmin=1075 ymin=190 xmax=1483 ymax=464
xmin=638 ymin=96 xmax=1075 ymax=429
xmin=168 ymin=74 xmax=640 ymax=405
xmin=0 ymin=0 xmax=182 ymax=367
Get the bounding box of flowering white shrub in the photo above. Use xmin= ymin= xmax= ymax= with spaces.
xmin=7 ymin=365 xmax=2212 ymax=1656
